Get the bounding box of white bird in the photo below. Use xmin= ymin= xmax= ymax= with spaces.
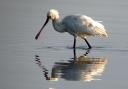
xmin=35 ymin=9 xmax=108 ymax=49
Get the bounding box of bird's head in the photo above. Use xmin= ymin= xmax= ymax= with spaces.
xmin=35 ymin=9 xmax=59 ymax=40
xmin=47 ymin=9 xmax=59 ymax=20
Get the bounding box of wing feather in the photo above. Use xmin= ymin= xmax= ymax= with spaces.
xmin=90 ymin=21 xmax=108 ymax=37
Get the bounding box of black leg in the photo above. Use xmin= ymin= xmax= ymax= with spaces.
xmin=73 ymin=36 xmax=77 ymax=60
xmin=84 ymin=49 xmax=91 ymax=56
xmin=73 ymin=36 xmax=76 ymax=49
xmin=84 ymin=38 xmax=92 ymax=49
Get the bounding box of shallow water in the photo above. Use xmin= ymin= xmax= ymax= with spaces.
xmin=1 ymin=0 xmax=128 ymax=89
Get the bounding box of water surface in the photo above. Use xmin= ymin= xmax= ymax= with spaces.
xmin=1 ymin=0 xmax=128 ymax=89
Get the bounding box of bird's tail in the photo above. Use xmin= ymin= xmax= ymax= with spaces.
xmin=93 ymin=26 xmax=108 ymax=37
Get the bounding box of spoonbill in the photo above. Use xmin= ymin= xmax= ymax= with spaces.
xmin=35 ymin=9 xmax=108 ymax=49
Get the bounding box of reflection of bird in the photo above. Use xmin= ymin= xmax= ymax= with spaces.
xmin=35 ymin=55 xmax=58 ymax=81
xmin=52 ymin=55 xmax=107 ymax=81
xmin=35 ymin=52 xmax=107 ymax=81
xmin=35 ymin=9 xmax=108 ymax=49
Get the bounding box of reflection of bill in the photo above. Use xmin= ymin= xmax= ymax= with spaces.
xmin=35 ymin=54 xmax=107 ymax=82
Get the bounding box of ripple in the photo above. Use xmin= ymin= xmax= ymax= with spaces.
xmin=36 ymin=45 xmax=128 ymax=53
xmin=93 ymin=47 xmax=128 ymax=53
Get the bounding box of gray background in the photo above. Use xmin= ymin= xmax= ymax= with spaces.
xmin=0 ymin=0 xmax=128 ymax=89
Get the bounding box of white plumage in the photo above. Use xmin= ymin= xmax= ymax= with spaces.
xmin=35 ymin=9 xmax=108 ymax=49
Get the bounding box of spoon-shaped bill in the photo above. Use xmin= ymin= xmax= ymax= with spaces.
xmin=35 ymin=17 xmax=49 ymax=40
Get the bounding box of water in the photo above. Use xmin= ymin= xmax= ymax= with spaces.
xmin=0 ymin=0 xmax=128 ymax=89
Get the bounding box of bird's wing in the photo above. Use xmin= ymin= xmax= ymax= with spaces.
xmin=79 ymin=15 xmax=107 ymax=37
xmin=88 ymin=21 xmax=108 ymax=37
xmin=62 ymin=15 xmax=108 ymax=37
xmin=62 ymin=15 xmax=81 ymax=36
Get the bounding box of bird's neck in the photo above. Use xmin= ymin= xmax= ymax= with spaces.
xmin=52 ymin=19 xmax=65 ymax=33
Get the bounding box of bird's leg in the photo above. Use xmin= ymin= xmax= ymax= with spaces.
xmin=84 ymin=48 xmax=91 ymax=56
xmin=84 ymin=38 xmax=92 ymax=49
xmin=73 ymin=48 xmax=77 ymax=60
xmin=73 ymin=36 xmax=76 ymax=49
xmin=73 ymin=36 xmax=77 ymax=60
